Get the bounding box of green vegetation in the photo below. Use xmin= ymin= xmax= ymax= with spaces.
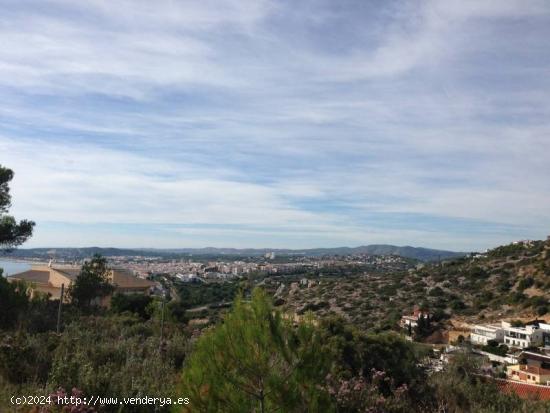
xmin=177 ymin=289 xmax=550 ymax=412
xmin=0 ymin=268 xmax=189 ymax=412
xmin=110 ymin=292 xmax=153 ymax=319
xmin=0 ymin=164 xmax=35 ymax=249
xmin=0 ymin=271 xmax=30 ymax=329
xmin=3 ymin=164 xmax=550 ymax=411
xmin=175 ymin=281 xmax=239 ymax=308
xmin=482 ymin=340 xmax=509 ymax=357
xmin=68 ymin=254 xmax=114 ymax=310
xmin=4 ymin=279 xmax=550 ymax=412
xmin=180 ymin=289 xmax=332 ymax=412
xmin=279 ymin=238 xmax=550 ymax=331
xmin=0 ymin=315 xmax=188 ymax=413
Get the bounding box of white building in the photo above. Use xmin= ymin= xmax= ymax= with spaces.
xmin=469 ymin=322 xmax=550 ymax=349
xmin=400 ymin=309 xmax=431 ymax=329
xmin=501 ymin=321 xmax=550 ymax=349
xmin=470 ymin=324 xmax=505 ymax=345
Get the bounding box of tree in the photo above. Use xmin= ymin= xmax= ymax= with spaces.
xmin=0 ymin=165 xmax=34 ymax=249
xmin=0 ymin=273 xmax=30 ymax=329
xmin=68 ymin=254 xmax=114 ymax=309
xmin=179 ymin=288 xmax=333 ymax=413
xmin=0 ymin=165 xmax=34 ymax=329
xmin=318 ymin=316 xmax=431 ymax=411
xmin=431 ymin=353 xmax=527 ymax=412
xmin=111 ymin=292 xmax=152 ymax=319
xmin=413 ymin=314 xmax=433 ymax=340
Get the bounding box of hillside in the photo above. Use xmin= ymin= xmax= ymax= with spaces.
xmin=276 ymin=237 xmax=550 ymax=332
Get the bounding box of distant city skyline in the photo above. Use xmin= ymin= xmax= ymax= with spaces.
xmin=1 ymin=1 xmax=550 ymax=251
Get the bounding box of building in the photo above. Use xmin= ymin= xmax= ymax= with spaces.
xmin=470 ymin=324 xmax=505 ymax=346
xmin=501 ymin=321 xmax=547 ymax=349
xmin=469 ymin=321 xmax=550 ymax=349
xmin=400 ymin=308 xmax=431 ymax=329
xmin=507 ymin=352 xmax=550 ymax=385
xmin=7 ymin=264 xmax=80 ymax=301
xmin=8 ymin=264 xmax=155 ymax=305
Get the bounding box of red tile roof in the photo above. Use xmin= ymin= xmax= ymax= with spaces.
xmin=495 ymin=378 xmax=550 ymax=400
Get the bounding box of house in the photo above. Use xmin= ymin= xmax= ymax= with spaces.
xmin=8 ymin=264 xmax=155 ymax=305
xmin=507 ymin=352 xmax=550 ymax=385
xmin=7 ymin=264 xmax=80 ymax=301
xmin=468 ymin=321 xmax=550 ymax=349
xmin=470 ymin=324 xmax=505 ymax=346
xmin=501 ymin=321 xmax=549 ymax=349
xmin=400 ymin=308 xmax=431 ymax=329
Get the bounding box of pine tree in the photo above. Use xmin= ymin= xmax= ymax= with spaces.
xmin=178 ymin=289 xmax=333 ymax=412
xmin=0 ymin=164 xmax=34 ymax=329
xmin=0 ymin=165 xmax=34 ymax=250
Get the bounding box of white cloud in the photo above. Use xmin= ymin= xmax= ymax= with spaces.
xmin=0 ymin=1 xmax=549 ymax=250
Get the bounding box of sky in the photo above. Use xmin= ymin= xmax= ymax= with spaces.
xmin=1 ymin=0 xmax=550 ymax=251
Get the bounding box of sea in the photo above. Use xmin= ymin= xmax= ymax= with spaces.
xmin=0 ymin=259 xmax=31 ymax=276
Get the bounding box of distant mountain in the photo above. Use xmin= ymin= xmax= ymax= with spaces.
xmin=143 ymin=245 xmax=465 ymax=261
xmin=0 ymin=247 xmax=166 ymax=260
xmin=2 ymin=244 xmax=465 ymax=262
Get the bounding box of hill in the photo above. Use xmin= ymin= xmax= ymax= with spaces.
xmin=276 ymin=237 xmax=550 ymax=332
xmin=155 ymin=245 xmax=464 ymax=261
xmin=3 ymin=244 xmax=465 ymax=262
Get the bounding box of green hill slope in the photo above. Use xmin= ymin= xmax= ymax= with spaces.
xmin=279 ymin=237 xmax=550 ymax=331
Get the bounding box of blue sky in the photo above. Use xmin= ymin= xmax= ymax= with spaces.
xmin=1 ymin=0 xmax=549 ymax=251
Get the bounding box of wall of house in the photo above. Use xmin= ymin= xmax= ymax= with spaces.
xmin=48 ymin=268 xmax=72 ymax=289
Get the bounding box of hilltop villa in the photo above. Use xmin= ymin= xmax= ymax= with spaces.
xmin=400 ymin=308 xmax=432 ymax=329
xmin=7 ymin=263 xmax=156 ymax=305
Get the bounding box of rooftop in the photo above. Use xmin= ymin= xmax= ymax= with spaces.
xmin=495 ymin=379 xmax=550 ymax=400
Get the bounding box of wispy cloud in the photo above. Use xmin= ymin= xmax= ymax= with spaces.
xmin=1 ymin=0 xmax=549 ymax=250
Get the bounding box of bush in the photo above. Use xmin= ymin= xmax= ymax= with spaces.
xmin=451 ymin=300 xmax=466 ymax=311
xmin=166 ymin=300 xmax=190 ymax=324
xmin=429 ymin=286 xmax=444 ymax=297
xmin=517 ymin=277 xmax=535 ymax=291
xmin=482 ymin=343 xmax=509 ymax=357
xmin=0 ymin=276 xmax=30 ymax=329
xmin=111 ymin=293 xmax=153 ymax=319
xmin=509 ymin=292 xmax=526 ymax=304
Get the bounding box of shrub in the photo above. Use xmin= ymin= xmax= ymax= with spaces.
xmin=537 ymin=305 xmax=548 ymax=316
xmin=517 ymin=277 xmax=535 ymax=291
xmin=111 ymin=293 xmax=153 ymax=319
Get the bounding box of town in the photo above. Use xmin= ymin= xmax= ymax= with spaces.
xmin=7 ymin=238 xmax=550 ymax=401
